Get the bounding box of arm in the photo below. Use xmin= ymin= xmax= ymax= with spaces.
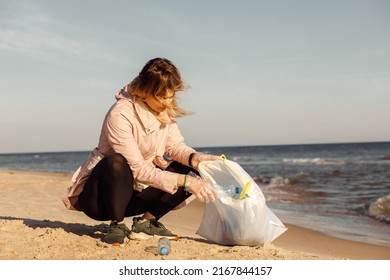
xmin=164 ymin=120 xmax=196 ymax=166
xmin=103 ymin=109 xmax=179 ymax=194
xmin=165 ymin=120 xmax=221 ymax=169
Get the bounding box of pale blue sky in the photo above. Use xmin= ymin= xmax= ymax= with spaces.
xmin=1 ymin=0 xmax=389 ymax=153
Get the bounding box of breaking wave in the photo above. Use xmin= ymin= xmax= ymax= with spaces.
xmin=253 ymin=173 xmax=306 ymax=188
xmin=269 ymin=176 xmax=293 ymax=188
xmin=368 ymin=195 xmax=390 ymax=223
xmin=283 ymin=157 xmax=346 ymax=165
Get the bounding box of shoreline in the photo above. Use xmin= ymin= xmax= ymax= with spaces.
xmin=0 ymin=169 xmax=389 ymax=260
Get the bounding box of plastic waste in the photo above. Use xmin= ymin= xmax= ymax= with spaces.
xmin=158 ymin=237 xmax=171 ymax=255
xmin=196 ymin=155 xmax=287 ymax=245
xmin=223 ymin=184 xmax=243 ymax=199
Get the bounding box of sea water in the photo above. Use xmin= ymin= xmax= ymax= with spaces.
xmin=1 ymin=142 xmax=389 ymax=246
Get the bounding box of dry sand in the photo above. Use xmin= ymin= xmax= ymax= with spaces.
xmin=0 ymin=170 xmax=389 ymax=260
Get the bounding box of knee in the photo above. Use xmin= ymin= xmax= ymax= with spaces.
xmin=105 ymin=154 xmax=132 ymax=177
xmin=107 ymin=153 xmax=127 ymax=165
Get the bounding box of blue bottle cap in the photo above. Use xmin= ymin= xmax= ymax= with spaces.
xmin=160 ymin=247 xmax=168 ymax=255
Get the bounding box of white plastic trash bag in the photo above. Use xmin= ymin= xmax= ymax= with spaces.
xmin=196 ymin=156 xmax=287 ymax=246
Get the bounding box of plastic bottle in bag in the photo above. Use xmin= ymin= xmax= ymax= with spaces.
xmin=158 ymin=237 xmax=171 ymax=255
xmin=224 ymin=185 xmax=243 ymax=199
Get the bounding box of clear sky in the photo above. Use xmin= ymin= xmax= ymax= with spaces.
xmin=1 ymin=0 xmax=389 ymax=153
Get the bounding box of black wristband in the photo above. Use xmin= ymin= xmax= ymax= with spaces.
xmin=188 ymin=153 xmax=196 ymax=167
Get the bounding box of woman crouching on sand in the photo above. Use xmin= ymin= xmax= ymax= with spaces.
xmin=62 ymin=58 xmax=219 ymax=246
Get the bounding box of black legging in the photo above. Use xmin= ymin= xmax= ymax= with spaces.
xmin=78 ymin=153 xmax=194 ymax=222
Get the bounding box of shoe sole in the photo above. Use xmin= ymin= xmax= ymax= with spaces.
xmin=130 ymin=231 xmax=179 ymax=241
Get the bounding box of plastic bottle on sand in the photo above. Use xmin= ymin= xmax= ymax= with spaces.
xmin=158 ymin=237 xmax=171 ymax=255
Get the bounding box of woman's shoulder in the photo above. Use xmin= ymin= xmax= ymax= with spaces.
xmin=105 ymin=90 xmax=136 ymax=119
xmin=115 ymin=87 xmax=135 ymax=103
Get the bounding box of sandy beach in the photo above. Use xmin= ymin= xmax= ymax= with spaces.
xmin=0 ymin=169 xmax=389 ymax=260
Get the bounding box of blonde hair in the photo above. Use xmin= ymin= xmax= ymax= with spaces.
xmin=127 ymin=58 xmax=191 ymax=123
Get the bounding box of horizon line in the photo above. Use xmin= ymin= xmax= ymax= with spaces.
xmin=1 ymin=140 xmax=389 ymax=155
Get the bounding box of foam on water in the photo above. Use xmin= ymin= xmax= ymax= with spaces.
xmin=283 ymin=157 xmax=346 ymax=165
xmin=368 ymin=195 xmax=390 ymax=223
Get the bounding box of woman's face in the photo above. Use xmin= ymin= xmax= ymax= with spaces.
xmin=145 ymin=90 xmax=175 ymax=113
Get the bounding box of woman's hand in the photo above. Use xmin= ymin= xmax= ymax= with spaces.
xmin=190 ymin=153 xmax=221 ymax=170
xmin=185 ymin=175 xmax=218 ymax=203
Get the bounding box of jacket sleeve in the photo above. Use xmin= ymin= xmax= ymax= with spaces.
xmin=103 ymin=109 xmax=179 ymax=194
xmin=164 ymin=120 xmax=196 ymax=166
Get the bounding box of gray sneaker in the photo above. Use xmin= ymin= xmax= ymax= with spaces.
xmin=130 ymin=217 xmax=179 ymax=241
xmin=104 ymin=221 xmax=131 ymax=246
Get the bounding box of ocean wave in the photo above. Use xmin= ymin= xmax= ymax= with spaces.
xmin=253 ymin=175 xmax=292 ymax=187
xmin=257 ymin=173 xmax=306 ymax=188
xmin=283 ymin=157 xmax=346 ymax=165
xmin=252 ymin=175 xmax=269 ymax=184
xmin=269 ymin=176 xmax=291 ymax=187
xmin=368 ymin=195 xmax=390 ymax=223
